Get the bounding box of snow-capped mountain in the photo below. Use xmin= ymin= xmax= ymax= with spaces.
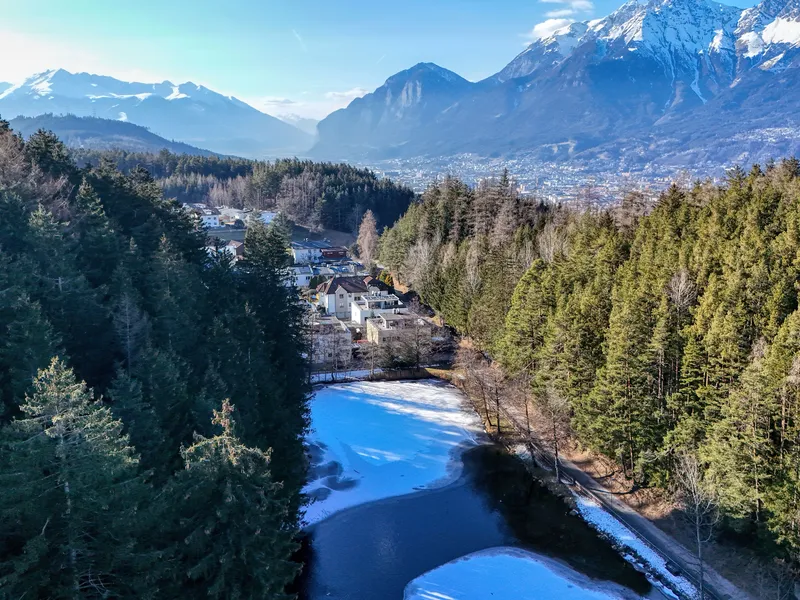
xmin=0 ymin=82 xmax=11 ymax=95
xmin=493 ymin=22 xmax=590 ymax=83
xmin=736 ymin=0 xmax=800 ymax=70
xmin=0 ymin=69 xmax=312 ymax=158
xmin=313 ymin=0 xmax=800 ymax=168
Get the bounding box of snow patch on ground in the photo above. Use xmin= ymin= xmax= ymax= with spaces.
xmin=303 ymin=380 xmax=486 ymax=525
xmin=572 ymin=493 xmax=698 ymax=599
xmin=404 ymin=547 xmax=638 ymax=600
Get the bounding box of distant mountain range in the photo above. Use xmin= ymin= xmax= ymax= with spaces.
xmin=9 ymin=114 xmax=216 ymax=156
xmin=313 ymin=0 xmax=800 ymax=170
xmin=0 ymin=69 xmax=312 ymax=158
xmin=277 ymin=114 xmax=320 ymax=137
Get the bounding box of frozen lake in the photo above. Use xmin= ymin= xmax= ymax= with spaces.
xmin=299 ymin=379 xmax=658 ymax=600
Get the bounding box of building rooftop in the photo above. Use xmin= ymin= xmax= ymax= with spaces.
xmin=358 ymin=294 xmax=402 ymax=304
xmin=184 ymin=203 xmax=220 ymax=216
xmin=312 ymin=316 xmax=349 ymax=332
xmin=373 ymin=313 xmax=430 ymax=327
xmin=318 ymin=276 xmax=369 ymax=295
xmin=291 ymin=240 xmax=333 ymax=251
xmin=364 ymin=276 xmax=391 ymax=292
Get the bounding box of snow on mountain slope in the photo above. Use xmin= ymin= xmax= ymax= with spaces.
xmin=493 ymin=22 xmax=589 ymax=83
xmin=0 ymin=69 xmax=312 ymax=158
xmin=736 ymin=0 xmax=800 ymax=69
xmin=491 ymin=0 xmax=741 ymax=106
xmin=314 ymin=0 xmax=800 ymax=166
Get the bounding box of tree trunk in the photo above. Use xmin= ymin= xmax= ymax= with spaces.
xmin=553 ymin=418 xmax=561 ymax=482
xmin=696 ymin=517 xmax=705 ymax=600
xmin=59 ymin=433 xmax=80 ymax=599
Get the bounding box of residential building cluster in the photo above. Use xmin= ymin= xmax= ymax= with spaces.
xmin=308 ymin=274 xmax=432 ymax=370
xmin=183 ymin=203 xmax=278 ymax=230
xmin=195 ymin=210 xmax=437 ymax=373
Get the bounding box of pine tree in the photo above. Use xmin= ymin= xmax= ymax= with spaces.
xmin=72 ymin=179 xmax=119 ymax=287
xmin=155 ymin=400 xmax=300 ymax=600
xmin=0 ymin=295 xmax=60 ymax=418
xmin=0 ymin=358 xmax=146 ymax=598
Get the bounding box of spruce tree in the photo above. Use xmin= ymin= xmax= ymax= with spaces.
xmin=0 ymin=358 xmax=146 ymax=598
xmin=156 ymin=400 xmax=300 ymax=600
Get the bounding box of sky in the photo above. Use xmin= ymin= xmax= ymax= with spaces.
xmin=0 ymin=0 xmax=758 ymax=121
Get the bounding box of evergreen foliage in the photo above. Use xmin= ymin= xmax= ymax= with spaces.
xmin=73 ymin=150 xmax=416 ymax=232
xmin=0 ymin=125 xmax=309 ymax=598
xmin=378 ymin=161 xmax=800 ymax=562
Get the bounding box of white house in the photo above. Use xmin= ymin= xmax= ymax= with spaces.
xmin=366 ymin=313 xmax=432 ymax=346
xmin=291 ymin=240 xmax=330 ymax=264
xmin=184 ymin=203 xmax=221 ymax=228
xmin=317 ymin=276 xmax=392 ymax=320
xmin=317 ymin=276 xmax=370 ymax=319
xmin=288 ymin=265 xmax=314 ymax=288
xmin=310 ymin=316 xmax=352 ymax=368
xmin=350 ymin=294 xmax=405 ymax=325
xmin=217 ymin=207 xmax=250 ymax=226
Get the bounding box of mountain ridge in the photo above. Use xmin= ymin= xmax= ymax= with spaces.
xmin=7 ymin=113 xmax=218 ymax=156
xmin=312 ymin=0 xmax=800 ymax=169
xmin=0 ymin=69 xmax=312 ymax=159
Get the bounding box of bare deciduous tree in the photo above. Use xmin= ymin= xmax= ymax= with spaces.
xmin=537 ymin=221 xmax=568 ymax=264
xmin=517 ymin=239 xmax=537 ymax=272
xmin=113 ymin=291 xmax=149 ymax=374
xmin=455 ymin=346 xmax=493 ymax=428
xmin=674 ymin=452 xmax=720 ymax=600
xmin=404 ymin=237 xmax=438 ymax=288
xmin=356 ymin=209 xmax=379 ymax=267
xmin=465 ymin=240 xmax=482 ymax=295
xmin=667 ymin=269 xmax=697 ymax=314
xmin=538 ymin=384 xmax=571 ymax=482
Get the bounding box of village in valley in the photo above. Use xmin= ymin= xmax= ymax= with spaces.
xmin=185 ymin=202 xmax=446 ymax=380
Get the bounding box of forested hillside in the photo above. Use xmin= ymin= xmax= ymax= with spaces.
xmin=10 ymin=114 xmax=216 ymax=156
xmin=75 ymin=149 xmax=416 ymax=232
xmin=0 ymin=120 xmax=309 ymax=597
xmin=379 ymin=161 xmax=800 ymax=564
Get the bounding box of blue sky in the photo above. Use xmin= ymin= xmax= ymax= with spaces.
xmin=0 ymin=0 xmax=758 ymax=120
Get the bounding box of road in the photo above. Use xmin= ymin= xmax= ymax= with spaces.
xmin=497 ymin=398 xmax=754 ymax=600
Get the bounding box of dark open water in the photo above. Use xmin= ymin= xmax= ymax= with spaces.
xmin=298 ymin=444 xmax=658 ymax=600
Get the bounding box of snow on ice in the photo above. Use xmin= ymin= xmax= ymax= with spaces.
xmin=572 ymin=493 xmax=699 ymax=599
xmin=404 ymin=547 xmax=639 ymax=600
xmin=303 ymin=380 xmax=486 ymax=525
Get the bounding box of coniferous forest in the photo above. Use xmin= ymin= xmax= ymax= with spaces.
xmin=379 ymin=162 xmax=800 ymax=565
xmin=0 ymin=122 xmax=309 ymax=598
xmin=73 ymin=149 xmax=416 ymax=232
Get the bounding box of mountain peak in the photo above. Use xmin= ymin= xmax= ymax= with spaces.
xmin=385 ymin=63 xmax=468 ymax=86
xmin=0 ymin=68 xmax=313 ymax=157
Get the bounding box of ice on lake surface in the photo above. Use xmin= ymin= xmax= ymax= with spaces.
xmin=303 ymin=379 xmax=486 ymax=525
xmin=404 ymin=547 xmax=642 ymax=600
